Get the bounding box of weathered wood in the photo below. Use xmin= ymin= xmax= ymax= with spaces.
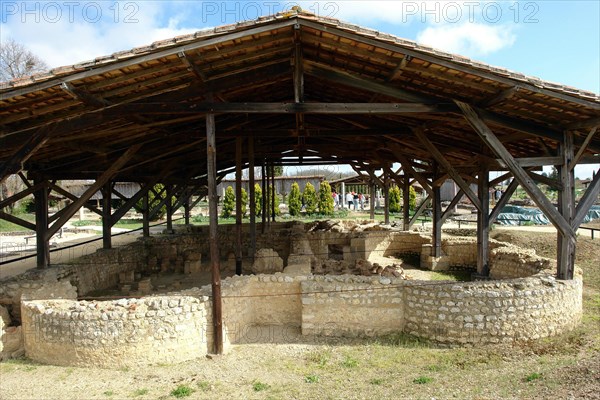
xmin=0 ymin=211 xmax=36 ymax=231
xmin=392 ymin=152 xmax=434 ymax=198
xmin=557 ymin=131 xmax=576 ymax=279
xmin=570 ymin=127 xmax=597 ymax=171
xmin=414 ymin=128 xmax=481 ymax=211
xmin=2 ymin=19 xmax=298 ymax=99
xmin=403 ymin=175 xmax=410 ymax=230
xmin=440 ymin=188 xmax=464 ymax=225
xmin=45 ymin=143 xmax=143 ymax=240
xmin=564 ymin=117 xmax=600 ymax=131
xmin=102 ymin=183 xmax=112 ymax=249
xmin=142 ymin=194 xmax=150 ymax=237
xmin=166 ymin=184 xmax=173 ymax=231
xmin=235 ymin=136 xmax=243 ymax=275
xmin=477 ymin=168 xmax=490 ymax=275
xmin=270 ymin=163 xmax=276 ymax=222
xmin=479 ymin=86 xmax=519 ymax=108
xmin=110 ymin=181 xmax=156 ymax=226
xmin=48 ymin=182 xmax=103 ymax=217
xmin=0 ymin=182 xmax=45 ymax=210
xmin=206 ymin=111 xmax=223 ymax=355
xmin=249 ymin=137 xmax=256 ymax=261
xmin=573 ymin=167 xmax=600 ymax=229
xmin=383 ymin=176 xmax=390 ymax=225
xmin=34 ymin=181 xmax=49 ymax=268
xmin=489 ymin=179 xmax=519 ymax=222
xmin=0 ymin=127 xmax=53 ymax=185
xmin=455 ymin=100 xmax=574 ymax=239
xmin=497 ymin=156 xmax=562 ymax=168
xmin=261 ymin=163 xmax=267 ymax=233
xmin=432 ymin=164 xmax=442 ymax=258
xmin=370 ymin=181 xmax=376 ymax=220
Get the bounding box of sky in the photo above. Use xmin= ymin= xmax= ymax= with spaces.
xmin=1 ymin=0 xmax=598 ymax=177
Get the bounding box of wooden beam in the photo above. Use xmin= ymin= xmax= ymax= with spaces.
xmin=304 ymin=60 xmax=432 ymax=104
xmin=570 ymin=127 xmax=597 ymax=171
xmin=527 ymin=171 xmax=562 ymax=190
xmin=489 ymin=178 xmax=519 ymax=222
xmin=1 ymin=19 xmax=298 ymax=99
xmin=45 ymin=143 xmax=142 ymax=240
xmin=102 ymin=183 xmax=112 ymax=249
xmin=0 ymin=211 xmax=36 ymax=231
xmin=564 ymin=117 xmax=600 ymax=131
xmin=206 ymin=110 xmax=223 ymax=355
xmin=479 ymin=86 xmax=519 ymax=108
xmin=573 ymin=168 xmax=600 ymax=229
xmin=432 ymin=169 xmax=442 ymax=258
xmin=110 ymin=182 xmax=155 ymax=226
xmin=248 ymin=136 xmax=256 ymax=261
xmin=455 ymin=100 xmax=575 ymax=238
xmin=34 ymin=181 xmax=49 ymax=268
xmin=48 ymin=182 xmax=103 ymax=217
xmin=391 ymin=151 xmax=434 ymax=198
xmin=403 ymin=176 xmax=410 ymax=230
xmin=414 ymin=128 xmax=482 ymax=211
xmin=0 ymin=127 xmax=53 ymax=184
xmin=440 ymin=188 xmax=464 ymax=225
xmin=557 ymin=131 xmax=576 ymax=279
xmin=0 ymin=182 xmax=44 ymax=210
xmin=409 ymin=195 xmax=431 ymax=228
xmin=497 ymin=156 xmax=562 ymax=168
xmin=477 ymin=167 xmax=490 ymax=276
xmin=235 ymin=136 xmax=243 ymax=275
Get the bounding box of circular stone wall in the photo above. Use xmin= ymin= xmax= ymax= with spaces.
xmin=21 ymin=296 xmax=208 ymax=368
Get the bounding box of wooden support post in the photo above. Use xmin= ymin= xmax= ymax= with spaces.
xmin=557 ymin=131 xmax=576 ymax=280
xmin=410 ymin=195 xmax=431 ymax=228
xmin=370 ymin=181 xmax=376 ymax=220
xmin=403 ymin=176 xmax=410 ymax=231
xmin=102 ymin=182 xmax=112 ymax=249
xmin=166 ymin=184 xmax=173 ymax=232
xmin=383 ymin=175 xmax=390 ymax=225
xmin=235 ymin=136 xmax=243 ymax=275
xmin=34 ymin=181 xmax=50 ymax=268
xmin=206 ymin=112 xmax=223 ymax=354
xmin=432 ymin=164 xmax=442 ymax=258
xmin=477 ymin=167 xmax=490 ymax=276
xmin=249 ymin=137 xmax=256 ymax=261
xmin=142 ymin=193 xmax=150 ymax=237
xmin=261 ymin=163 xmax=267 ymax=233
xmin=489 ymin=179 xmax=519 ymax=222
xmin=270 ymin=163 xmax=276 ymax=222
xmin=184 ymin=197 xmax=190 ymax=225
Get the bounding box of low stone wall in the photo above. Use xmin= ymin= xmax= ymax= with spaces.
xmin=403 ymin=275 xmax=582 ymax=344
xmin=21 ymin=296 xmax=209 ymax=368
xmin=490 ymin=246 xmax=553 ymax=279
xmin=301 ymin=275 xmax=404 ymax=337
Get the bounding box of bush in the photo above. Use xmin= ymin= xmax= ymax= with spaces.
xmin=268 ymin=185 xmax=281 ymax=216
xmin=288 ymin=182 xmax=302 ymax=216
xmin=254 ymin=184 xmax=262 ymax=216
xmin=135 ymin=184 xmax=175 ymax=221
xmin=241 ymin=188 xmax=248 ymax=217
xmin=318 ymin=181 xmax=334 ymax=215
xmin=409 ymin=186 xmax=417 ymax=210
xmin=303 ymin=182 xmax=318 ymax=215
xmin=389 ymin=186 xmax=401 ymax=213
xmin=221 ymin=186 xmax=235 ymax=218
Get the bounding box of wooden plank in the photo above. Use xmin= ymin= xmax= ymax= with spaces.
xmin=206 ymin=110 xmax=223 ymax=355
xmin=414 ymin=128 xmax=482 ymax=212
xmin=455 ymin=100 xmax=575 ymax=238
xmin=48 ymin=182 xmax=103 ymax=217
xmin=409 ymin=195 xmax=431 ymax=228
xmin=497 ymin=156 xmax=562 ymax=168
xmin=403 ymin=176 xmax=410 ymax=230
xmin=0 ymin=182 xmax=44 ymax=209
xmin=564 ymin=117 xmax=600 ymax=131
xmin=110 ymin=182 xmax=155 ymax=225
xmin=45 ymin=143 xmax=143 ymax=240
xmin=391 ymin=151 xmax=434 ymax=198
xmin=440 ymin=188 xmax=464 ymax=225
xmin=570 ymin=127 xmax=597 ymax=171
xmin=573 ymin=168 xmax=600 ymax=229
xmin=432 ymin=179 xmax=442 ymax=258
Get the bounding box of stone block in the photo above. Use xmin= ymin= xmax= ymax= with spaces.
xmin=251 ymin=248 xmax=284 ymax=274
xmin=119 ymin=271 xmax=135 ymax=284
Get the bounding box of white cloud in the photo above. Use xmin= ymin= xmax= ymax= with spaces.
xmin=416 ymin=22 xmax=516 ymax=57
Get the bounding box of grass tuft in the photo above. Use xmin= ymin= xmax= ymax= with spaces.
xmin=413 ymin=376 xmax=433 ymax=384
xmin=170 ymin=385 xmax=194 ymax=398
xmin=252 ymin=380 xmax=271 ymax=392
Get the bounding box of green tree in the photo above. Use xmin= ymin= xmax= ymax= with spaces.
xmin=318 ymin=181 xmax=334 ymax=215
xmin=389 ymin=185 xmax=402 ymax=213
xmin=254 ymin=183 xmax=262 ymax=216
xmin=268 ymin=185 xmax=281 ymax=216
xmin=288 ymin=182 xmax=302 ymax=216
xmin=409 ymin=186 xmax=417 ymax=210
xmin=303 ymin=182 xmax=318 ymax=215
xmin=274 ymin=166 xmax=284 ymax=176
xmin=135 ymin=184 xmax=174 ymax=221
xmin=241 ymin=188 xmax=248 ymax=216
xmin=221 ymin=186 xmax=235 ymax=218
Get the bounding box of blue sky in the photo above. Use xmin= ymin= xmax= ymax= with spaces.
xmin=1 ymin=0 xmax=598 ymax=177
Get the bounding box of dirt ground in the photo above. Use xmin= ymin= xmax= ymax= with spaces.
xmin=1 ymin=227 xmax=599 ymax=399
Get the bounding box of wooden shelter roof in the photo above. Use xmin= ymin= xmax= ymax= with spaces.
xmin=1 ymin=10 xmax=599 ymax=185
